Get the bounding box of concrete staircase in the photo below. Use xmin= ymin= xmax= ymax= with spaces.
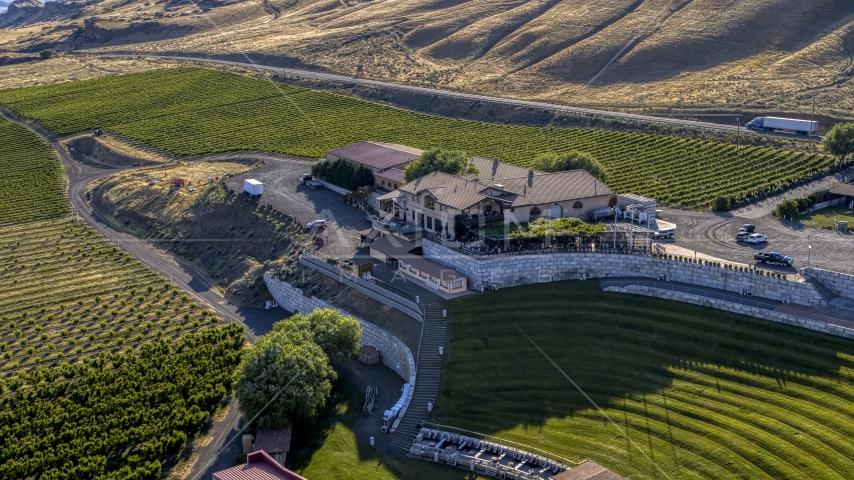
xmin=805 ymin=274 xmax=841 ymax=303
xmin=389 ymin=301 xmax=447 ymax=451
xmin=804 ymin=274 xmax=854 ymax=320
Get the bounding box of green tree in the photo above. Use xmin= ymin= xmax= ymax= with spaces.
xmin=713 ymin=196 xmax=731 ymax=212
xmin=234 ymin=329 xmax=335 ymax=429
xmin=39 ymin=49 xmax=55 ymax=60
xmin=821 ymin=122 xmax=854 ymax=165
xmin=403 ymin=148 xmax=477 ymax=183
xmin=529 ymin=151 xmax=607 ymax=181
xmin=775 ymin=199 xmax=799 ymax=219
xmin=273 ymin=308 xmax=361 ymax=365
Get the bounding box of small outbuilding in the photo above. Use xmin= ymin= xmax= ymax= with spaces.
xmin=253 ymin=424 xmax=293 ymax=466
xmin=212 ymin=450 xmax=306 ymax=480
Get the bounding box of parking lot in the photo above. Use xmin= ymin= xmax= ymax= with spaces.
xmin=658 ymin=208 xmax=854 ymax=274
xmin=224 ymin=156 xmax=372 ymax=257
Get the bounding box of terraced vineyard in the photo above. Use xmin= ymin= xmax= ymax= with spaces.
xmin=0 ymin=115 xmax=68 ymax=224
xmin=0 ymin=68 xmax=835 ymax=208
xmin=0 ymin=217 xmax=221 ymax=373
xmin=439 ymin=282 xmax=854 ymax=479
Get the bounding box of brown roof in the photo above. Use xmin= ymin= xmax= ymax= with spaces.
xmin=213 ymin=451 xmax=306 ymax=480
xmin=327 ymin=142 xmax=422 ymax=171
xmin=368 ymin=235 xmax=418 ymax=257
xmin=551 ymin=461 xmax=626 ymax=480
xmin=829 ymin=183 xmax=854 ymax=197
xmin=398 ymin=166 xmax=613 ymax=211
xmin=493 ymin=170 xmax=614 ymax=206
xmin=377 ymin=167 xmax=405 ymax=184
xmin=373 ymin=142 xmax=424 ymax=155
xmin=399 ymin=255 xmax=467 ymax=282
xmin=399 ymin=171 xmax=487 ymax=210
xmin=469 ymin=156 xmax=541 ymax=181
xmin=254 ymin=425 xmax=292 ymax=454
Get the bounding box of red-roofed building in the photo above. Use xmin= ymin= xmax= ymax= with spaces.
xmin=326 ymin=142 xmax=423 ymax=192
xmin=212 ymin=451 xmax=307 ymax=480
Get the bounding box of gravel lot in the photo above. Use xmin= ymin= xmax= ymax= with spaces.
xmin=224 ymin=157 xmax=373 ymax=257
xmin=658 ymin=208 xmax=854 ymax=274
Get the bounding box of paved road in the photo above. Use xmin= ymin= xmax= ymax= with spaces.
xmin=96 ymin=54 xmax=817 ymax=139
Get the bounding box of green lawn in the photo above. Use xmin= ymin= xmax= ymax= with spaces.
xmin=435 ymin=281 xmax=854 ymax=479
xmin=287 ymin=379 xmax=485 ymax=480
xmin=795 ymin=206 xmax=854 ymax=229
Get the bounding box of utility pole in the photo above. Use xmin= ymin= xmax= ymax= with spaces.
xmin=736 ymin=116 xmax=741 ymax=151
xmin=613 ymin=206 xmax=617 ymax=250
xmin=809 ymin=94 xmax=817 ymax=142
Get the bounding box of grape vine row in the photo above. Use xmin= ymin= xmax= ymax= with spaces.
xmin=0 ymin=68 xmax=835 ymax=207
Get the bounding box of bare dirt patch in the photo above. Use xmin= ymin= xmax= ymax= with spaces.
xmin=65 ymin=133 xmax=169 ymax=166
xmin=89 ymin=159 xmax=308 ymax=306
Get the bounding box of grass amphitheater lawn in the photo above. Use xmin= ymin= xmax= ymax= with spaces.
xmin=0 ymin=68 xmax=836 ymax=208
xmin=436 ymin=281 xmax=854 ymax=480
xmin=289 ymin=379 xmax=486 ymax=480
xmin=0 ymin=115 xmax=67 ymax=224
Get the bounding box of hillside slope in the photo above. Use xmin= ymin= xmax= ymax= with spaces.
xmin=2 ymin=0 xmax=854 ymax=118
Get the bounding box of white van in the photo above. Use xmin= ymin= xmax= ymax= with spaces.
xmin=652 ymin=227 xmax=675 ymax=239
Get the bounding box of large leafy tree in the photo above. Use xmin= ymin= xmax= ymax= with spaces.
xmin=403 ymin=148 xmax=478 ymax=182
xmin=234 ymin=309 xmax=361 ymax=429
xmin=234 ymin=330 xmax=335 ymax=429
xmin=530 ymin=151 xmax=607 ymax=181
xmin=273 ymin=308 xmax=362 ymax=365
xmin=821 ymin=122 xmax=854 ymax=165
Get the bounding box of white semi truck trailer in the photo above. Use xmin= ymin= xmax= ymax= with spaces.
xmin=745 ymin=117 xmax=818 ymax=134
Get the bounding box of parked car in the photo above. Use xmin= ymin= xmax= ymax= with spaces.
xmin=735 ymin=231 xmax=751 ymax=242
xmin=754 ymin=251 xmax=793 ymax=267
xmin=747 ymin=233 xmax=767 ymax=244
xmin=306 ymin=219 xmax=327 ymax=230
xmin=299 ymin=174 xmax=313 ymax=185
xmin=740 ymin=224 xmax=755 ymax=233
xmin=652 ymin=227 xmax=675 ymax=239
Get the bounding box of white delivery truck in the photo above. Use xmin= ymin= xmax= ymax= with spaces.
xmin=243 ymin=179 xmax=264 ymax=198
xmin=745 ymin=117 xmax=818 ymax=135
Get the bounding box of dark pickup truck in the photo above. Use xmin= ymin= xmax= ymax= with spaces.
xmin=753 ymin=251 xmax=793 ymax=267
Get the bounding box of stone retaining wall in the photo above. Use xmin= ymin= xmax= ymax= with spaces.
xmin=423 ymin=239 xmax=822 ymax=305
xmin=264 ymin=273 xmax=416 ymax=384
xmin=606 ymin=285 xmax=854 ymax=340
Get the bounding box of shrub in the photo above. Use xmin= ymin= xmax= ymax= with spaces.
xmin=775 ymin=199 xmax=799 ymax=219
xmin=713 ymin=196 xmax=731 ymax=211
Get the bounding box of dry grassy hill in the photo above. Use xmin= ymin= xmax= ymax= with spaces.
xmin=2 ymin=0 xmax=853 ymax=120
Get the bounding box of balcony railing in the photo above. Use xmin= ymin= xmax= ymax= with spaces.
xmin=457 ymin=213 xmax=505 ymax=227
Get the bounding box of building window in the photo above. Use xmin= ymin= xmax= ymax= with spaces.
xmin=435 ymin=219 xmax=443 ymax=233
xmin=394 ymin=184 xmax=398 ymax=189
xmin=425 ymin=196 xmax=435 ymax=210
xmin=427 ymin=216 xmax=433 ymax=229
xmin=530 ymin=207 xmax=541 ymax=216
xmin=510 ymin=207 xmax=515 ymax=213
xmin=573 ymin=201 xmax=583 ymax=209
xmin=381 ymin=180 xmax=386 ymax=186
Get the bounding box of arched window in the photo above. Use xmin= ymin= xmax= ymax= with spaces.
xmin=530 ymin=207 xmax=541 ymax=216
xmin=572 ymin=201 xmax=583 ymax=209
